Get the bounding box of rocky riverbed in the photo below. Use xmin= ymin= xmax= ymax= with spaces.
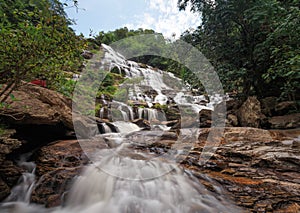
xmin=0 ymin=78 xmax=299 ymax=212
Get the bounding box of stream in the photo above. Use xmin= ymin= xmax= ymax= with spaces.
xmin=0 ymin=44 xmax=242 ymax=212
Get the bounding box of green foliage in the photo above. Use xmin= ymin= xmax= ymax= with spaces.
xmin=179 ymin=0 xmax=300 ymax=100
xmin=113 ymin=88 xmax=128 ymax=103
xmin=55 ymin=78 xmax=77 ymax=98
xmin=94 ymin=27 xmax=156 ymax=45
xmin=0 ymin=123 xmax=7 ymax=136
xmin=152 ymin=103 xmax=168 ymax=111
xmin=0 ymin=0 xmax=85 ymax=101
xmin=97 ymin=72 xmax=125 ymax=99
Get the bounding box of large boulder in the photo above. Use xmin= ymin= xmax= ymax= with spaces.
xmin=31 ymin=140 xmax=85 ymax=208
xmin=237 ymin=96 xmax=266 ymax=128
xmin=1 ymin=83 xmax=73 ymax=129
xmin=31 ymin=139 xmax=108 ymax=207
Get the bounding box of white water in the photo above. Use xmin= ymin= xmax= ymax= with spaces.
xmin=3 ymin=153 xmax=36 ymax=204
xmin=1 ymin=141 xmax=241 ymax=213
xmin=113 ymin=121 xmax=141 ymax=134
xmin=99 ymin=44 xmax=229 ymax=124
xmin=1 ymin=45 xmax=239 ymax=212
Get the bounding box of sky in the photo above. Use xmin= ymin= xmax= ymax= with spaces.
xmin=64 ymin=0 xmax=200 ymax=38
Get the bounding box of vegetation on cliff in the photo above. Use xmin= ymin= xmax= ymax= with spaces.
xmin=0 ymin=0 xmax=299 ymax=105
xmin=0 ymin=0 xmax=85 ymax=102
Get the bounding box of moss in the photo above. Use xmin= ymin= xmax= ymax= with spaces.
xmin=0 ymin=123 xmax=7 ymax=136
xmin=152 ymin=103 xmax=168 ymax=111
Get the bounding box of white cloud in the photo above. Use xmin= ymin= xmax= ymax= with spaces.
xmin=124 ymin=0 xmax=200 ymax=39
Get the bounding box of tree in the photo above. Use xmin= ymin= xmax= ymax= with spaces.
xmin=178 ymin=0 xmax=300 ymax=100
xmin=0 ymin=0 xmax=85 ymax=102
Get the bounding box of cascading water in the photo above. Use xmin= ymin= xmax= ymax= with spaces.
xmin=0 ymin=45 xmax=241 ymax=212
xmin=3 ymin=153 xmax=36 ymax=204
xmin=98 ymin=43 xmax=228 ymax=123
xmin=55 ymin=144 xmax=240 ymax=213
xmin=1 ymin=139 xmax=241 ymax=213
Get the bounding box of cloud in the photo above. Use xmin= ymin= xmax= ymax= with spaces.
xmin=125 ymin=0 xmax=200 ymax=38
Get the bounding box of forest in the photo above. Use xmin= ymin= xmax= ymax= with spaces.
xmin=0 ymin=0 xmax=299 ymax=212
xmin=0 ymin=0 xmax=299 ymax=103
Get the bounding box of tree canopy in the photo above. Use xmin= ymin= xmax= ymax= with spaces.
xmin=178 ymin=0 xmax=300 ymax=101
xmin=0 ymin=0 xmax=85 ymax=102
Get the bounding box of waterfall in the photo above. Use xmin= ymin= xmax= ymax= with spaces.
xmin=61 ymin=147 xmax=240 ymax=213
xmin=3 ymin=153 xmax=36 ymax=204
xmin=113 ymin=121 xmax=141 ymax=134
xmin=0 ymin=45 xmax=239 ymax=213
xmin=100 ymin=123 xmax=112 ymax=133
xmin=1 ymin=141 xmax=241 ymax=213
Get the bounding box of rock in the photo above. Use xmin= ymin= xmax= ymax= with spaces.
xmin=132 ymin=118 xmax=151 ymax=130
xmin=1 ymin=83 xmax=73 ymax=130
xmin=165 ymin=105 xmax=180 ymax=121
xmin=237 ymin=96 xmax=266 ymax=128
xmin=260 ymin=96 xmax=277 ymax=116
xmin=215 ymin=98 xmax=242 ymax=113
xmin=268 ymin=113 xmax=300 ymax=129
xmin=227 ymin=114 xmax=239 ymax=127
xmin=73 ymin=115 xmax=99 ymax=139
xmin=161 ymin=120 xmax=179 ymax=127
xmin=0 ymin=177 xmax=10 ymax=201
xmin=0 ymin=129 xmax=24 ymax=201
xmin=275 ymin=101 xmax=298 ymax=116
xmin=199 ymin=109 xmax=212 ymax=127
xmin=81 ymin=50 xmax=93 ymax=59
xmin=181 ymin=127 xmax=300 ymax=212
xmin=0 ymin=129 xmax=22 ymax=161
xmin=31 ymin=139 xmax=107 ymax=207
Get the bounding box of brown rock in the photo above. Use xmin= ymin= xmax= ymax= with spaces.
xmin=1 ymin=83 xmax=73 ymax=129
xmin=180 ymin=127 xmax=300 ymax=212
xmin=268 ymin=113 xmax=300 ymax=129
xmin=260 ymin=96 xmax=277 ymax=116
xmin=237 ymin=96 xmax=266 ymax=128
xmin=132 ymin=118 xmax=151 ymax=130
xmin=31 ymin=140 xmax=87 ymax=207
xmin=0 ymin=129 xmax=24 ymax=201
xmin=275 ymin=101 xmax=298 ymax=116
xmin=227 ymin=114 xmax=239 ymax=127
xmin=199 ymin=109 xmax=212 ymax=127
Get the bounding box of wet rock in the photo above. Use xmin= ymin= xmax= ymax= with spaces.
xmin=275 ymin=101 xmax=298 ymax=116
xmin=73 ymin=115 xmax=98 ymax=138
xmin=199 ymin=109 xmax=212 ymax=127
xmin=237 ymin=96 xmax=266 ymax=128
xmin=31 ymin=140 xmax=91 ymax=207
xmin=31 ymin=138 xmax=109 ymax=207
xmin=132 ymin=118 xmax=151 ymax=130
xmin=0 ymin=129 xmax=24 ymax=201
xmin=165 ymin=105 xmax=180 ymax=121
xmin=268 ymin=113 xmax=300 ymax=129
xmin=181 ymin=127 xmax=300 ymax=212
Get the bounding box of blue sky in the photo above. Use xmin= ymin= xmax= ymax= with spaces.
xmin=64 ymin=0 xmax=200 ymax=38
